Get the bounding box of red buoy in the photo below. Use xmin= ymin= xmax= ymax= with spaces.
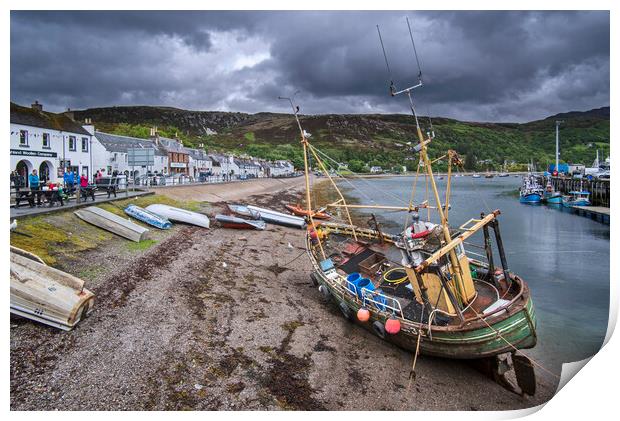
xmin=357 ymin=307 xmax=370 ymax=322
xmin=385 ymin=317 xmax=401 ymax=335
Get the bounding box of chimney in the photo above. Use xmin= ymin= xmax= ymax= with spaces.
xmin=31 ymin=101 xmax=43 ymax=112
xmin=149 ymin=126 xmax=160 ymax=145
xmin=63 ymin=108 xmax=75 ymax=121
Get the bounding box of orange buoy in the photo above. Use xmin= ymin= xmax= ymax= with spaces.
xmin=385 ymin=317 xmax=401 ymax=335
xmin=357 ymin=307 xmax=370 ymax=322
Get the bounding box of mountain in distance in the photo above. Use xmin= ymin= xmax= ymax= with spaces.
xmin=69 ymin=105 xmax=609 ymax=171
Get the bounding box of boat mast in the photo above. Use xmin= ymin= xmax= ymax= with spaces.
xmin=378 ymin=20 xmax=469 ymax=304
xmin=279 ymin=93 xmax=326 ymax=259
xmin=555 ymin=120 xmax=563 ymax=174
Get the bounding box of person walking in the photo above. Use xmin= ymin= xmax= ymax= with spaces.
xmin=63 ymin=168 xmax=75 ymax=192
xmin=29 ymin=169 xmax=42 ymax=206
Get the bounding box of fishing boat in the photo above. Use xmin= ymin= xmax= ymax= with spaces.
xmin=145 ymin=204 xmax=210 ymax=229
xmin=542 ymin=181 xmax=562 ymax=204
xmin=215 ymin=214 xmax=266 ymax=230
xmin=124 ymin=204 xmax=172 ymax=229
xmin=227 ymin=203 xmax=261 ymax=220
xmin=484 ymin=171 xmax=494 ymax=179
xmin=278 ymin=24 xmax=539 ymax=395
xmin=247 ymin=205 xmax=306 ymax=229
xmin=562 ymin=191 xmax=591 ymax=207
xmin=285 ymin=203 xmax=331 ymax=220
xmin=472 ymin=173 xmax=481 ymax=178
xmin=519 ymin=175 xmax=543 ymax=204
xmin=10 ymin=246 xmax=95 ymax=330
xmin=498 ymin=173 xmax=509 ymax=177
xmin=75 ymin=206 xmax=149 ymax=242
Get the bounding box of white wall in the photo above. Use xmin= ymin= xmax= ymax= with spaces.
xmin=10 ymin=123 xmax=97 ymax=184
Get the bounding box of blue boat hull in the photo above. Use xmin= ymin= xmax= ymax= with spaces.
xmin=544 ymin=195 xmax=563 ymax=204
xmin=520 ymin=193 xmax=542 ymax=204
xmin=125 ymin=204 xmax=172 ymax=229
xmin=563 ymin=199 xmax=591 ymax=208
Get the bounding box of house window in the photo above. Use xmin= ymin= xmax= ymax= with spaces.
xmin=19 ymin=130 xmax=28 ymax=146
xmin=42 ymin=133 xmax=50 ymax=148
xmin=82 ymin=137 xmax=89 ymax=152
xmin=69 ymin=136 xmax=76 ymax=151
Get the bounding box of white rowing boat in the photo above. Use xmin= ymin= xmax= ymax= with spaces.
xmin=145 ymin=204 xmax=210 ymax=229
xmin=74 ymin=206 xmax=149 ymax=242
xmin=246 ymin=205 xmax=306 ymax=229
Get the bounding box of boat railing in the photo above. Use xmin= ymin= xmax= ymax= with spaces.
xmin=361 ymin=287 xmax=404 ymax=318
xmin=339 ymin=276 xmax=404 ymax=318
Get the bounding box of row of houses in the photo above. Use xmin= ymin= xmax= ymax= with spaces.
xmin=10 ymin=101 xmax=295 ymax=186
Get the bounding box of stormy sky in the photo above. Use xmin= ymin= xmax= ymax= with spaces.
xmin=10 ymin=10 xmax=609 ymax=122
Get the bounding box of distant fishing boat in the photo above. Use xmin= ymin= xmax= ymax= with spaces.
xmin=227 ymin=203 xmax=261 ymax=220
xmin=285 ymin=204 xmax=331 ymax=220
xmin=145 ymin=204 xmax=210 ymax=229
xmin=485 ymin=170 xmax=494 ymax=178
xmin=562 ymin=191 xmax=591 ymax=207
xmin=124 ymin=204 xmax=172 ymax=229
xmin=541 ymin=181 xmax=562 ymax=205
xmin=519 ymin=176 xmax=543 ymax=204
xmin=498 ymin=172 xmax=509 ymax=177
xmin=75 ymin=206 xmax=149 ymax=242
xmin=247 ymin=205 xmax=306 ymax=229
xmin=472 ymin=173 xmax=481 ymax=178
xmin=215 ymin=214 xmax=266 ymax=230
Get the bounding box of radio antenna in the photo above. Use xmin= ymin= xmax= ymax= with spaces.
xmin=406 ymin=17 xmax=423 ymax=82
xmin=377 ymin=25 xmax=396 ymax=95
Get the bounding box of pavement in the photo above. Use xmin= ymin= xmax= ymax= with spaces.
xmin=10 ymin=189 xmax=153 ymax=219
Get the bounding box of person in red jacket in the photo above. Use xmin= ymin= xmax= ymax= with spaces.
xmin=80 ymin=173 xmax=89 ymax=188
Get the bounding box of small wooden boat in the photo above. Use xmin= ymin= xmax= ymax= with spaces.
xmin=215 ymin=214 xmax=266 ymax=230
xmin=145 ymin=204 xmax=210 ymax=229
xmin=227 ymin=203 xmax=261 ymax=220
xmin=284 ymin=204 xmax=331 ymax=220
xmin=247 ymin=205 xmax=306 ymax=229
xmin=125 ymin=204 xmax=172 ymax=229
xmin=10 ymin=246 xmax=95 ymax=330
xmin=75 ymin=206 xmax=149 ymax=242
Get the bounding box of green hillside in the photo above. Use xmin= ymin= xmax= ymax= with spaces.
xmin=72 ymin=105 xmax=609 ymax=172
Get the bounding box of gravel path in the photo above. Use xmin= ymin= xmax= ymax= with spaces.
xmin=10 ymin=184 xmax=557 ymax=410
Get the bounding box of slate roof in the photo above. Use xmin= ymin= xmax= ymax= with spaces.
xmin=10 ymin=102 xmax=91 ymax=136
xmin=157 ymin=136 xmax=187 ymax=153
xmin=95 ymin=131 xmax=167 ymax=156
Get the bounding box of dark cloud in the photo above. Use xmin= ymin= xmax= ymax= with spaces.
xmin=10 ymin=10 xmax=609 ymax=122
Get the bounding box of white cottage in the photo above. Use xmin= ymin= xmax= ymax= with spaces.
xmin=92 ymin=131 xmax=169 ymax=178
xmin=10 ymin=101 xmax=99 ymax=185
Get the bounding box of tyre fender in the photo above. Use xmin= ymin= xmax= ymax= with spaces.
xmin=339 ymin=301 xmax=353 ymax=321
xmin=372 ymin=320 xmax=386 ymax=339
xmin=310 ymin=272 xmax=319 ymax=286
xmin=318 ymin=284 xmax=331 ymax=302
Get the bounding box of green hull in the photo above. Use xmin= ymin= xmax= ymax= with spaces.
xmin=314 ymin=270 xmax=537 ymax=360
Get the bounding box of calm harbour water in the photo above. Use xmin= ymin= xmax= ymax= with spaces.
xmin=325 ymin=175 xmax=610 ymax=375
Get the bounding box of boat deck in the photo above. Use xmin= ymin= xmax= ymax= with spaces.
xmin=319 ymin=233 xmax=513 ymax=325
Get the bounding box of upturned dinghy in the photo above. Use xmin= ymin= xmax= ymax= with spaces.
xmin=10 ymin=246 xmax=95 ymax=331
xmin=215 ymin=214 xmax=266 ymax=230
xmin=145 ymin=204 xmax=210 ymax=229
xmin=285 ymin=204 xmax=331 ymax=220
xmin=227 ymin=203 xmax=261 ymax=220
xmin=75 ymin=206 xmax=149 ymax=242
xmin=125 ymin=204 xmax=172 ymax=229
xmin=247 ymin=205 xmax=306 ymax=229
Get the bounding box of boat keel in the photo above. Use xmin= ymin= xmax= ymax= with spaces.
xmin=472 ymin=353 xmax=536 ymax=396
